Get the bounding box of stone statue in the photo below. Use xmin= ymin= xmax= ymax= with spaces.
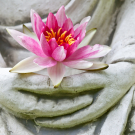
xmin=0 ymin=0 xmax=135 ymax=134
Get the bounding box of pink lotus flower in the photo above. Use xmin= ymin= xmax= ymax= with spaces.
xmin=7 ymin=6 xmax=111 ymax=87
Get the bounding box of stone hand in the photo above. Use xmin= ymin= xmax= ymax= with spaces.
xmin=34 ymin=62 xmax=135 ymax=128
xmin=0 ymin=62 xmax=135 ymax=129
xmin=0 ymin=68 xmax=93 ymax=119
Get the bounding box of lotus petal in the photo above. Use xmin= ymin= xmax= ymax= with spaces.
xmin=48 ymin=38 xmax=58 ymax=52
xmin=84 ymin=62 xmax=109 ymax=71
xmin=46 ymin=13 xmax=58 ymax=30
xmin=87 ymin=45 xmax=111 ymax=59
xmin=10 ymin=56 xmax=44 ymax=73
xmin=74 ymin=24 xmax=80 ymax=31
xmin=18 ymin=35 xmax=46 ymax=57
xmin=67 ymin=45 xmax=97 ymax=60
xmin=66 ymin=40 xmax=80 ymax=57
xmin=74 ymin=23 xmax=86 ymax=38
xmin=78 ymin=28 xmax=97 ymax=48
xmin=40 ymin=33 xmax=52 ymax=57
xmin=80 ymin=16 xmax=91 ymax=25
xmin=56 ymin=6 xmax=67 ymax=27
xmin=30 ymin=9 xmax=45 ymax=40
xmin=62 ymin=18 xmax=73 ymax=31
xmin=52 ymin=46 xmax=67 ymax=61
xmin=23 ymin=24 xmax=38 ymax=42
xmin=63 ymin=60 xmax=93 ymax=69
xmin=48 ymin=62 xmax=65 ymax=87
xmin=7 ymin=28 xmax=26 ymax=46
xmin=73 ymin=16 xmax=91 ymax=31
xmin=34 ymin=57 xmax=57 ymax=68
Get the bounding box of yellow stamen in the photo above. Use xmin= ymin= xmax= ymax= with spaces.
xmin=57 ymin=28 xmax=62 ymax=37
xmin=50 ymin=28 xmax=56 ymax=38
xmin=46 ymin=31 xmax=51 ymax=37
xmin=65 ymin=34 xmax=72 ymax=42
xmin=61 ymin=31 xmax=67 ymax=39
xmin=45 ymin=28 xmax=75 ymax=46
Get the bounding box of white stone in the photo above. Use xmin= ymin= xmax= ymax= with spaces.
xmin=100 ymin=85 xmax=135 ymax=135
xmin=0 ymin=0 xmax=135 ymax=134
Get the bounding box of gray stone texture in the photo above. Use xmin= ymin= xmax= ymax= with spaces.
xmin=0 ymin=0 xmax=135 ymax=134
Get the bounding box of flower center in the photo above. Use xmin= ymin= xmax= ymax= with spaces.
xmin=45 ymin=28 xmax=75 ymax=46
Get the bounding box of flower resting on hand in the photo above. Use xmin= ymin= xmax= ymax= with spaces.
xmin=7 ymin=6 xmax=111 ymax=87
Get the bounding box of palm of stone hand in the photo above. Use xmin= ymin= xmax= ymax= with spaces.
xmin=0 ymin=61 xmax=134 ymax=129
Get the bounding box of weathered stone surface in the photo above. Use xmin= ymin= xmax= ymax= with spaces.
xmin=1 ymin=108 xmax=34 ymax=135
xmin=100 ymin=85 xmax=135 ymax=135
xmin=35 ymin=62 xmax=135 ymax=128
xmin=0 ymin=0 xmax=135 ymax=134
xmin=0 ymin=53 xmax=6 ymax=67
xmin=0 ymin=68 xmax=93 ymax=118
xmin=0 ymin=115 xmax=9 ymax=135
xmin=0 ymin=0 xmax=70 ymax=26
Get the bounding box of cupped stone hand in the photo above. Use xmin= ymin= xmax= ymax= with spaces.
xmin=33 ymin=62 xmax=135 ymax=128
xmin=0 ymin=68 xmax=93 ymax=119
xmin=0 ymin=62 xmax=135 ymax=129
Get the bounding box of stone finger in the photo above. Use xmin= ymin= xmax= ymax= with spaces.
xmin=99 ymin=84 xmax=134 ymax=135
xmin=1 ymin=109 xmax=34 ymax=135
xmin=13 ymin=70 xmax=106 ymax=95
xmin=35 ymin=62 xmax=135 ymax=129
xmin=0 ymin=89 xmax=93 ymax=117
xmin=35 ymin=85 xmax=130 ymax=128
xmin=0 ymin=112 xmax=9 ymax=135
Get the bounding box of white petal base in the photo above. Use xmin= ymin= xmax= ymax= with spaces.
xmin=63 ymin=60 xmax=93 ymax=69
xmin=10 ymin=56 xmax=44 ymax=73
xmin=84 ymin=62 xmax=109 ymax=71
xmin=78 ymin=28 xmax=97 ymax=48
xmin=48 ymin=62 xmax=65 ymax=87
